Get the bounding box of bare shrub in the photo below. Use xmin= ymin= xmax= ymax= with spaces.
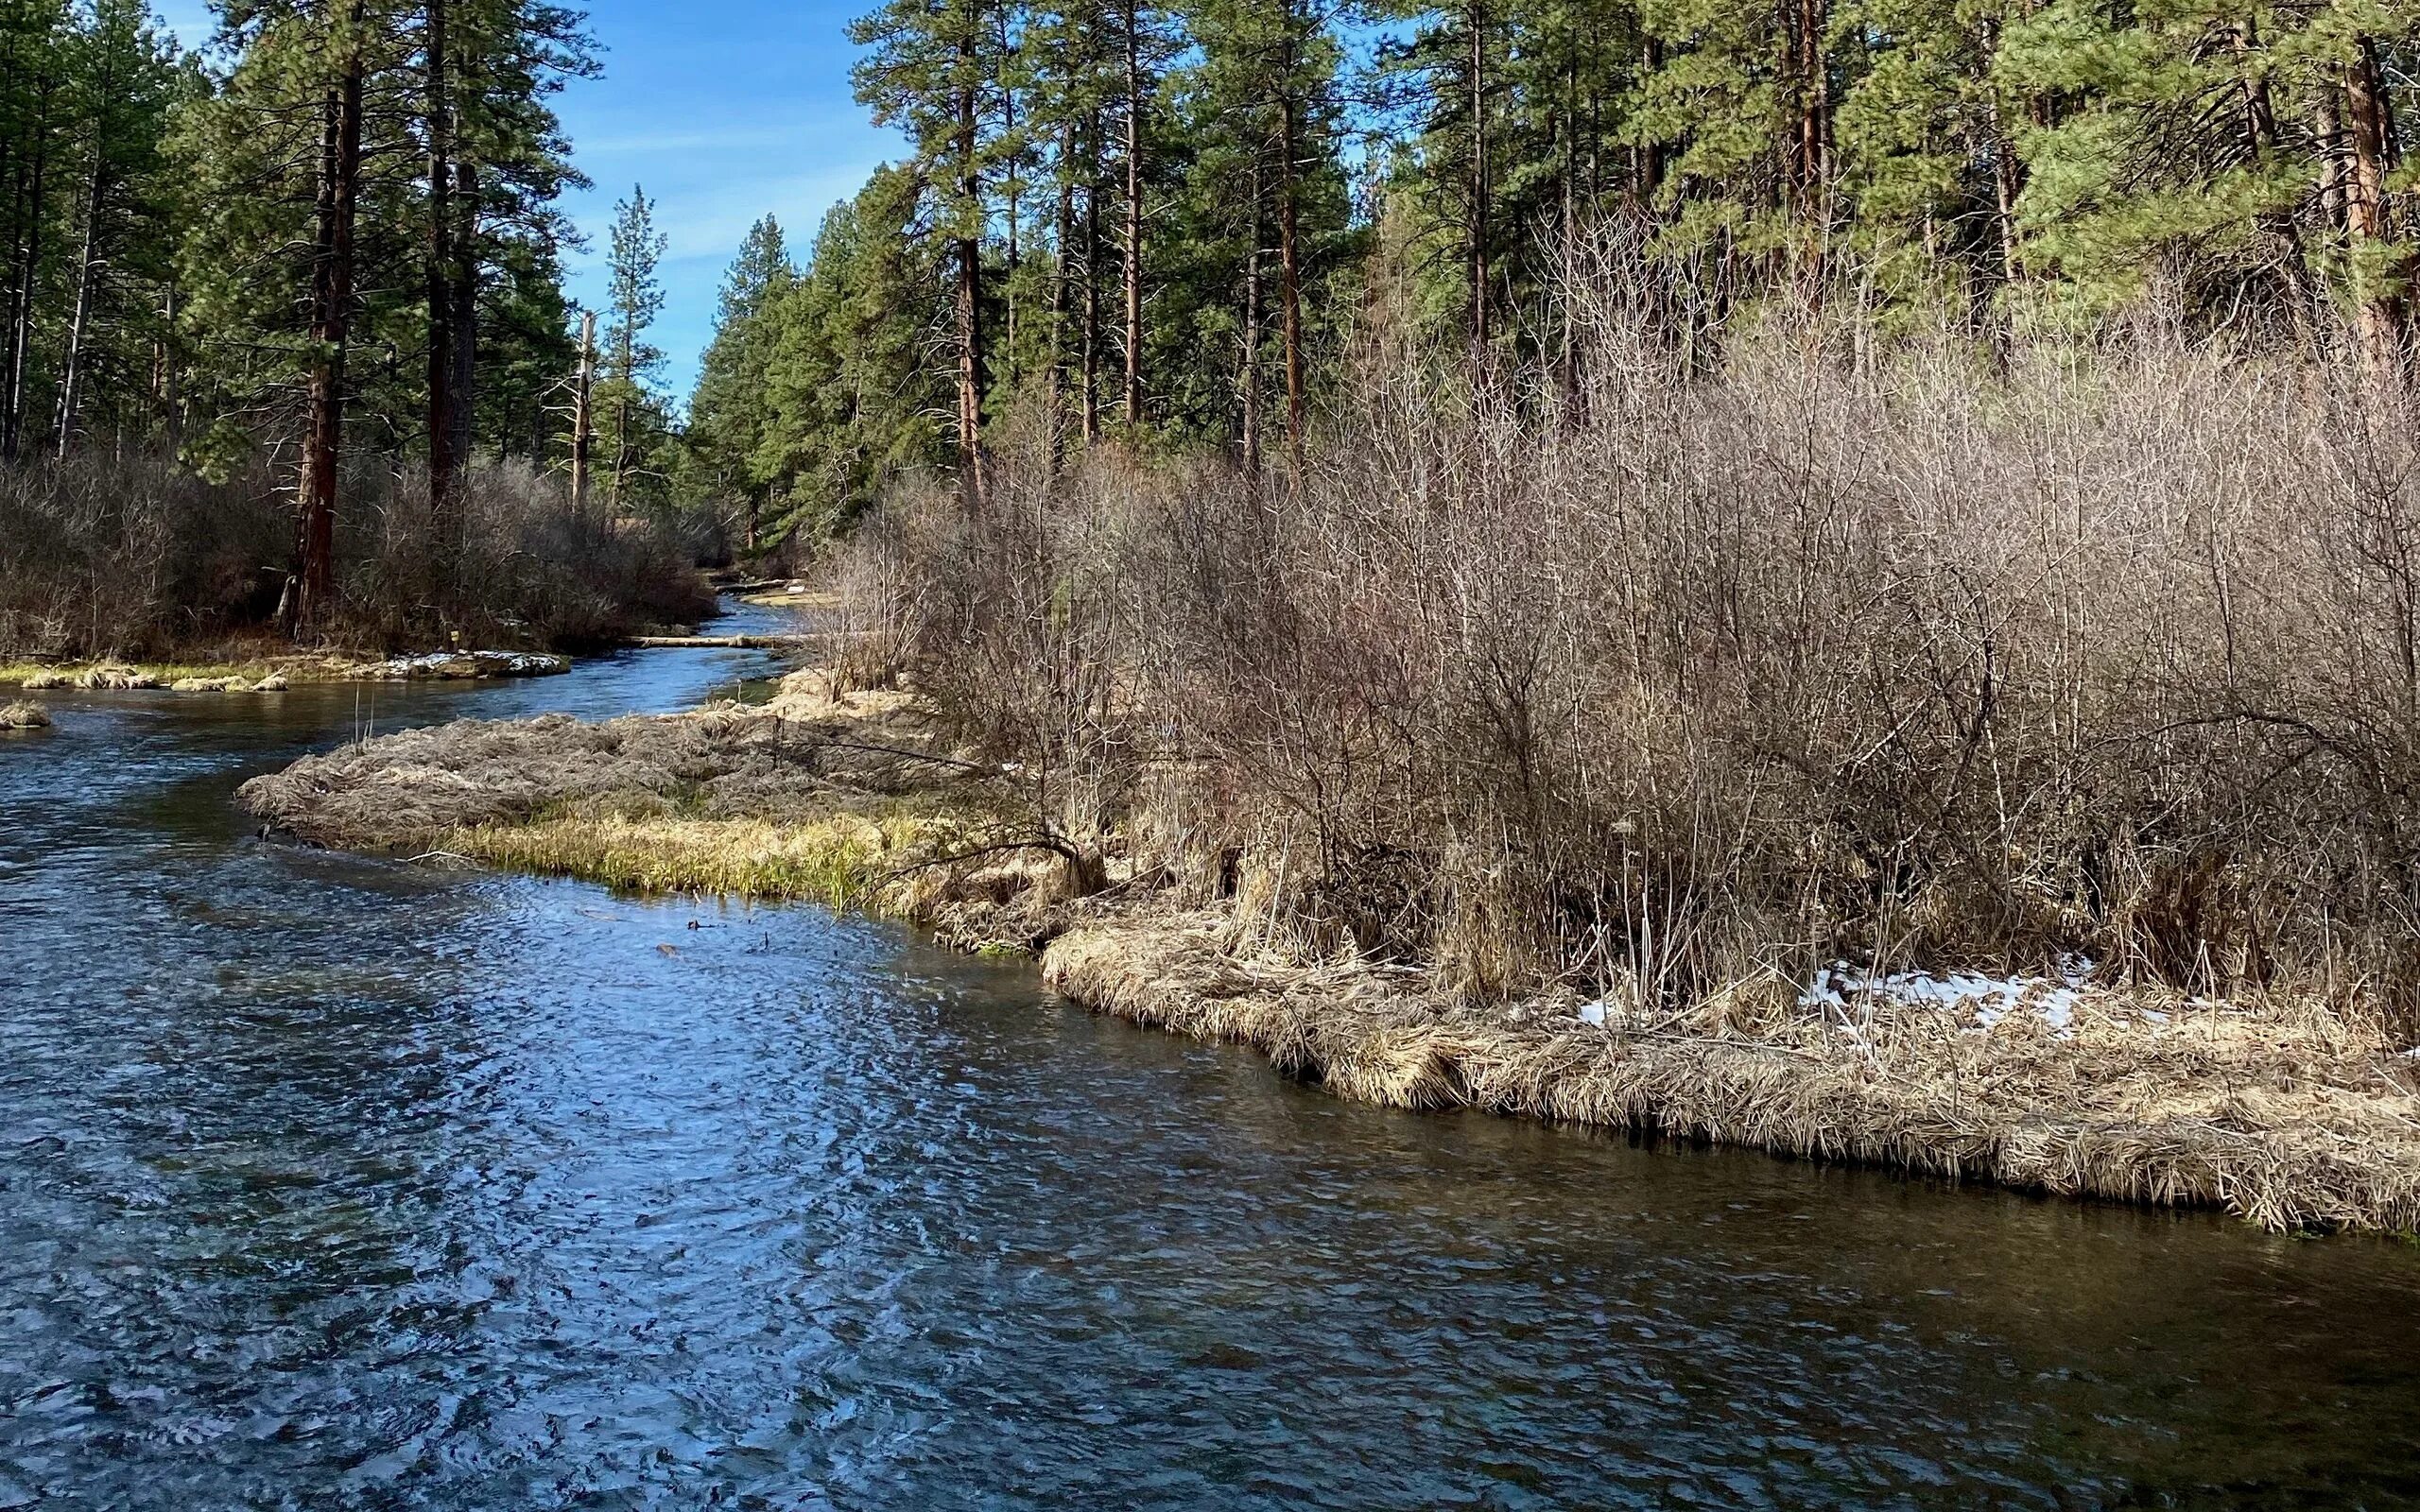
xmin=834 ymin=231 xmax=2420 ymax=1038
xmin=0 ymin=451 xmax=714 ymax=658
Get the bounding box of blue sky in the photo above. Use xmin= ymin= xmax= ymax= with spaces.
xmin=158 ymin=0 xmax=899 ymax=405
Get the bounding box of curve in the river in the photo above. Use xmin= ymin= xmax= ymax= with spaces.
xmin=4 ymin=598 xmax=2419 ymax=1510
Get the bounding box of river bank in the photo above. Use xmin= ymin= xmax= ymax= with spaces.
xmin=0 ymin=647 xmax=577 ymax=691
xmin=234 ymin=668 xmax=2420 ymax=1235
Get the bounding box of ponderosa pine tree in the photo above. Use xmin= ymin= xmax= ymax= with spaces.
xmin=1170 ymin=0 xmax=1350 ymax=465
xmin=178 ymin=0 xmax=422 ymax=633
xmin=49 ymin=0 xmax=186 ymax=458
xmin=686 ymin=214 xmax=797 ymax=547
xmin=422 ymin=0 xmax=595 ymax=517
xmin=852 ymin=0 xmax=1008 ymax=503
xmin=598 ymin=182 xmax=666 ymax=511
xmin=748 ymin=167 xmax=951 ymax=540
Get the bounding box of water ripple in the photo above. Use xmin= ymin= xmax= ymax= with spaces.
xmin=5 ymin=617 xmax=2420 ymax=1507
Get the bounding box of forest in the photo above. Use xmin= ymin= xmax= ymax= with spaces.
xmin=0 ymin=0 xmax=705 ymax=655
xmin=10 ymin=0 xmax=2420 ymax=1022
xmin=680 ymin=0 xmax=2417 ymax=535
xmin=4 ymin=0 xmax=2411 ymax=607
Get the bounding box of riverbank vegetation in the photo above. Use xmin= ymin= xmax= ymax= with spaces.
xmin=0 ymin=1 xmax=712 ymax=663
xmin=239 ymin=644 xmax=2420 ymax=1233
xmin=589 ymin=0 xmax=2420 ymax=1227
xmin=844 ymin=274 xmax=2420 ymax=1045
xmin=82 ymin=0 xmax=2420 ymax=1228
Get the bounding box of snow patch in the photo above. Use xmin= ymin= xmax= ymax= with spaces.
xmin=354 ymin=650 xmax=569 ymax=681
xmin=1801 ymin=958 xmax=2098 ymax=1038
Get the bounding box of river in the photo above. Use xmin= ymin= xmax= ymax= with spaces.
xmin=5 ymin=600 xmax=2420 ymax=1510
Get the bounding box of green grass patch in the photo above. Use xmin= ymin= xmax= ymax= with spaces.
xmin=442 ymin=809 xmax=951 ymax=912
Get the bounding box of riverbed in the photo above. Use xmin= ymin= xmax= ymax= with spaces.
xmin=5 ymin=602 xmax=2420 ymax=1509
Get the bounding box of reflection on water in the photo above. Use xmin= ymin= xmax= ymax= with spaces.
xmin=5 ymin=603 xmax=2420 ymax=1509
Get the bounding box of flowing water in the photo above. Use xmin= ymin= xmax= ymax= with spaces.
xmin=6 ymin=601 xmax=2420 ymax=1510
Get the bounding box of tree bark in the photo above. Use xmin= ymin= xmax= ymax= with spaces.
xmin=4 ymin=71 xmax=56 ymax=462
xmin=1047 ymin=120 xmax=1075 ymax=471
xmin=54 ymin=138 xmax=105 ymax=458
xmin=2342 ymin=39 xmax=2405 ymax=377
xmin=998 ymin=9 xmax=1020 ymax=388
xmin=1634 ymin=40 xmax=1662 ymax=208
xmin=570 ymin=308 xmax=595 ymax=511
xmin=954 ymin=36 xmax=985 ymax=507
xmin=448 ymin=159 xmax=476 ymax=474
xmin=2317 ymin=91 xmax=2349 ymax=235
xmin=1240 ymin=161 xmax=1261 ymax=474
xmin=1122 ymin=0 xmax=1145 ymax=431
xmin=1276 ymin=45 xmax=1306 ymax=471
xmin=297 ymin=15 xmax=366 ymax=639
xmin=1791 ymin=0 xmax=1830 ymax=280
xmin=157 ymin=281 xmax=180 ymax=449
xmin=1467 ymin=0 xmax=1489 ymax=350
xmin=426 ymin=0 xmax=457 ymax=510
xmin=1082 ymin=110 xmax=1101 ymax=446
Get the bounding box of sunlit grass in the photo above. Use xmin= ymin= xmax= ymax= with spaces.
xmin=0 ymin=655 xmax=372 ymax=689
xmin=443 ymin=808 xmax=951 ymax=912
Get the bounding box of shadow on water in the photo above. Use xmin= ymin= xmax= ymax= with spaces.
xmin=4 ymin=596 xmax=2420 ymax=1509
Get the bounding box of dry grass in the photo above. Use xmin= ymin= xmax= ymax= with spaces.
xmin=237 ymin=673 xmax=1091 ymax=948
xmin=0 ymin=700 xmax=49 ymax=729
xmin=1043 ymin=910 xmax=2420 ymax=1232
xmin=237 ymin=679 xmax=956 ymax=845
xmin=4 ymin=655 xmax=371 ymax=689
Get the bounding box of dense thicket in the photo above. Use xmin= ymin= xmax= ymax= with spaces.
xmin=834 ymin=248 xmax=2420 ymax=1026
xmin=684 ymin=0 xmax=2420 ymax=545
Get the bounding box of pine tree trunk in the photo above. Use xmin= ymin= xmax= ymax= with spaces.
xmin=448 ymin=159 xmax=476 ymax=471
xmin=1634 ymin=41 xmax=1662 ymax=208
xmin=53 ymin=144 xmax=103 ymax=459
xmin=297 ymin=23 xmax=365 ymax=639
xmin=1558 ymin=33 xmax=1578 ymax=413
xmin=2343 ymin=39 xmax=2405 ymax=377
xmin=999 ymin=11 xmax=1020 ymax=388
xmin=955 ymin=52 xmax=985 ymax=507
xmin=4 ymin=71 xmax=55 ymax=462
xmin=1277 ymin=81 xmax=1305 ymax=471
xmin=1122 ymin=0 xmax=1145 ymax=432
xmin=1082 ymin=112 xmax=1101 ymax=447
xmin=1794 ymin=0 xmax=1830 ymax=279
xmin=2318 ymin=93 xmax=2350 ymax=234
xmin=571 ymin=309 xmax=595 ymax=511
xmin=1240 ymin=160 xmax=1261 ymax=474
xmin=158 ymin=282 xmax=181 ymax=450
xmin=1047 ymin=121 xmax=1075 ymax=472
xmin=1468 ymin=0 xmax=1489 ymax=350
xmin=426 ymin=0 xmax=457 ymax=512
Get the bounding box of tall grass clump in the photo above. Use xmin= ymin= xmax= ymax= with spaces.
xmin=838 ymin=232 xmax=2420 ymax=1042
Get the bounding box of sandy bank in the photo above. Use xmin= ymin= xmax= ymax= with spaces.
xmin=236 ymin=673 xmax=2420 ymax=1234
